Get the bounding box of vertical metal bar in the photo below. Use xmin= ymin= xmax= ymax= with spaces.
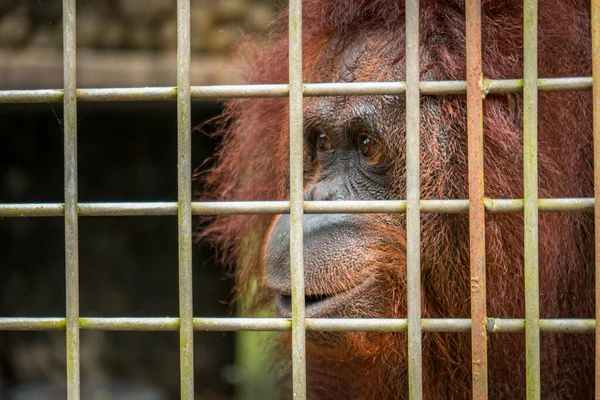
xmin=289 ymin=0 xmax=306 ymax=397
xmin=63 ymin=0 xmax=80 ymax=399
xmin=405 ymin=0 xmax=423 ymax=398
xmin=177 ymin=0 xmax=194 ymax=398
xmin=592 ymin=0 xmax=600 ymax=397
xmin=466 ymin=0 xmax=488 ymax=398
xmin=523 ymin=0 xmax=540 ymax=398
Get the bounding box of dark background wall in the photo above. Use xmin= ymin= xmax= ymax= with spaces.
xmin=0 ymin=101 xmax=236 ymax=399
xmin=0 ymin=1 xmax=286 ymax=397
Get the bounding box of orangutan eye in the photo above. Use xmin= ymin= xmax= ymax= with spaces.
xmin=358 ymin=133 xmax=384 ymax=163
xmin=317 ymin=132 xmax=331 ymax=152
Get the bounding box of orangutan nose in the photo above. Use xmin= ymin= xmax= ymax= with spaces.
xmin=303 ymin=182 xmax=348 ymax=201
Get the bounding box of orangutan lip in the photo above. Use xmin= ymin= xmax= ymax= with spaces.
xmin=277 ymin=294 xmax=330 ymax=314
xmin=275 ymin=293 xmax=334 ymax=318
xmin=274 ymin=278 xmax=374 ymax=318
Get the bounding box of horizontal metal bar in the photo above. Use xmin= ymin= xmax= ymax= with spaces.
xmin=0 ymin=89 xmax=64 ymax=103
xmin=483 ymin=77 xmax=593 ymax=94
xmin=486 ymin=198 xmax=595 ymax=212
xmin=192 ymin=84 xmax=288 ymax=98
xmin=305 ymin=82 xmax=407 ymax=96
xmin=0 ymin=198 xmax=593 ymax=218
xmin=421 ymin=200 xmax=468 ymax=213
xmin=0 ymin=317 xmax=594 ymax=333
xmin=488 ymin=318 xmax=596 ymax=333
xmin=0 ymin=77 xmax=592 ymax=104
xmin=0 ymin=202 xmax=289 ymax=217
xmin=0 ymin=318 xmax=67 ymax=330
xmin=0 ymin=203 xmax=66 ymax=217
xmin=303 ymin=200 xmax=407 ymax=213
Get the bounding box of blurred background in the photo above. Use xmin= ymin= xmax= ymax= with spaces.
xmin=0 ymin=0 xmax=283 ymax=399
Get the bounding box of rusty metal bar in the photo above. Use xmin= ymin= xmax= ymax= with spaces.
xmin=0 ymin=317 xmax=595 ymax=333
xmin=406 ymin=0 xmax=423 ymax=398
xmin=0 ymin=198 xmax=596 ymax=218
xmin=523 ymin=0 xmax=541 ymax=397
xmin=466 ymin=0 xmax=488 ymax=397
xmin=288 ymin=0 xmax=307 ymax=397
xmin=592 ymin=0 xmax=600 ymax=396
xmin=0 ymin=77 xmax=593 ymax=103
xmin=62 ymin=0 xmax=80 ymax=399
xmin=176 ymin=0 xmax=195 ymax=398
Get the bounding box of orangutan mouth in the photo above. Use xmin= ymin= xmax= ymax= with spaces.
xmin=276 ymin=293 xmax=332 ymax=318
xmin=275 ymin=293 xmax=332 ymax=318
xmin=274 ymin=278 xmax=375 ymax=318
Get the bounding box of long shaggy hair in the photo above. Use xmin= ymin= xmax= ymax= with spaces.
xmin=200 ymin=0 xmax=594 ymax=398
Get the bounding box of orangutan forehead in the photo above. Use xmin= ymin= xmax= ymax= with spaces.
xmin=304 ymin=98 xmax=382 ymax=131
xmin=301 ymin=27 xmax=448 ymax=140
xmin=308 ymin=28 xmax=406 ymax=83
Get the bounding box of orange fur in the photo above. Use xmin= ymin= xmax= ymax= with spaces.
xmin=200 ymin=0 xmax=594 ymax=398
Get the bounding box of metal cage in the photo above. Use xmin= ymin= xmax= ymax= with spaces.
xmin=0 ymin=0 xmax=599 ymax=399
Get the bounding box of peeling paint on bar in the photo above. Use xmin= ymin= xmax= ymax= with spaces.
xmin=466 ymin=0 xmax=488 ymax=397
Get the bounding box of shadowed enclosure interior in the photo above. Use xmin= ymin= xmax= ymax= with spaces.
xmin=0 ymin=0 xmax=599 ymax=399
